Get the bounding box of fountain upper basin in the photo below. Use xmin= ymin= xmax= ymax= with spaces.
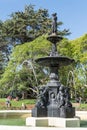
xmin=35 ymin=56 xmax=75 ymax=67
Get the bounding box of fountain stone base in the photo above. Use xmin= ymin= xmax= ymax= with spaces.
xmin=26 ymin=117 xmax=80 ymax=127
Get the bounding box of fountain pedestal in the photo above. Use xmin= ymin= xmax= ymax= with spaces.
xmin=32 ymin=107 xmax=47 ymax=117
xmin=26 ymin=117 xmax=80 ymax=127
xmin=47 ymin=105 xmax=75 ymax=118
xmin=32 ymin=71 xmax=75 ymax=118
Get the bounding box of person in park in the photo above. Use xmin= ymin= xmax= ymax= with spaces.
xmin=5 ymin=96 xmax=11 ymax=107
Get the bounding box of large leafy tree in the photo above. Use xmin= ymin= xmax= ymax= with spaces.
xmin=0 ymin=20 xmax=11 ymax=75
xmin=0 ymin=36 xmax=50 ymax=98
xmin=2 ymin=5 xmax=51 ymax=45
xmin=59 ymin=34 xmax=87 ymax=100
xmin=0 ymin=5 xmax=70 ymax=77
xmin=3 ymin=5 xmax=70 ymax=45
xmin=70 ymin=34 xmax=87 ymax=100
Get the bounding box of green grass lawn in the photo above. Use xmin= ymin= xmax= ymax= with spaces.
xmin=72 ymin=102 xmax=87 ymax=111
xmin=11 ymin=99 xmax=36 ymax=107
xmin=0 ymin=98 xmax=87 ymax=111
xmin=0 ymin=98 xmax=36 ymax=105
xmin=0 ymin=98 xmax=36 ymax=110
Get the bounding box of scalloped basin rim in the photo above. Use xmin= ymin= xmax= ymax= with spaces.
xmin=35 ymin=56 xmax=75 ymax=66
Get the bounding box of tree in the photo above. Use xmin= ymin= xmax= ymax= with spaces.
xmin=0 ymin=36 xmax=50 ymax=98
xmin=0 ymin=20 xmax=11 ymax=76
xmin=56 ymin=34 xmax=87 ymax=100
xmin=71 ymin=34 xmax=87 ymax=100
xmin=0 ymin=5 xmax=70 ymax=77
xmin=2 ymin=5 xmax=51 ymax=44
xmin=1 ymin=33 xmax=87 ymax=99
xmin=2 ymin=5 xmax=70 ymax=45
xmin=0 ymin=4 xmax=73 ymax=98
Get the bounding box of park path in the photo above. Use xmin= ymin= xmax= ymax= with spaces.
xmin=0 ymin=125 xmax=82 ymax=130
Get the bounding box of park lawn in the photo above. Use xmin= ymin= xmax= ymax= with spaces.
xmin=0 ymin=98 xmax=36 ymax=110
xmin=79 ymin=103 xmax=87 ymax=111
xmin=72 ymin=103 xmax=87 ymax=111
xmin=0 ymin=98 xmax=87 ymax=110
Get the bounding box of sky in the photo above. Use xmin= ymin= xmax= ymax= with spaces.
xmin=0 ymin=0 xmax=87 ymax=40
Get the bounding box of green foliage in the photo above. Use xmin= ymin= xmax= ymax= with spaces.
xmin=70 ymin=34 xmax=87 ymax=99
xmin=0 ymin=35 xmax=50 ymax=98
xmin=58 ymin=38 xmax=73 ymax=57
xmin=3 ymin=5 xmax=52 ymax=44
xmin=0 ymin=3 xmax=87 ymax=100
xmin=70 ymin=34 xmax=87 ymax=64
xmin=58 ymin=34 xmax=87 ymax=99
xmin=0 ymin=33 xmax=87 ymax=99
xmin=0 ymin=5 xmax=52 ymax=76
xmin=0 ymin=4 xmax=70 ymax=77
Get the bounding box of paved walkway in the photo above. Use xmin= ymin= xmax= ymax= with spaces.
xmin=0 ymin=126 xmax=83 ymax=130
xmin=0 ymin=110 xmax=31 ymax=113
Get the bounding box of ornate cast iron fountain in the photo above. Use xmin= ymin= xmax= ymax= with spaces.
xmin=32 ymin=13 xmax=75 ymax=118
